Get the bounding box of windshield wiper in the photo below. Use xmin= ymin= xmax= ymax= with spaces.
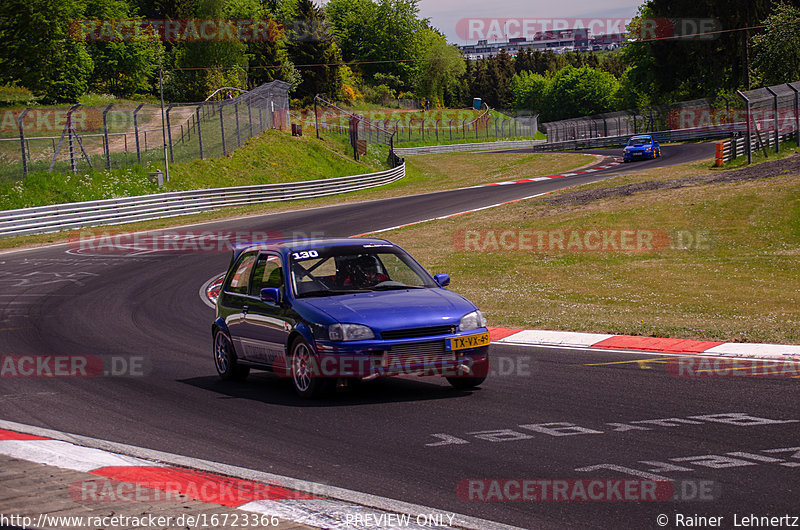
xmin=371 ymin=285 xmax=425 ymax=291
xmin=298 ymin=289 xmax=370 ymax=298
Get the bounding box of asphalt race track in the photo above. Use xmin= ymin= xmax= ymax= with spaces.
xmin=3 ymin=142 xmax=799 ymax=529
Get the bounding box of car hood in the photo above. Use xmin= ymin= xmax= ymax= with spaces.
xmin=296 ymin=288 xmax=477 ymax=332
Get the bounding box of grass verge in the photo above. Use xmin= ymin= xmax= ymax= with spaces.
xmin=0 ymin=130 xmax=387 ymax=210
xmin=0 ymin=148 xmax=595 ymax=250
xmin=376 ymin=155 xmax=800 ymax=344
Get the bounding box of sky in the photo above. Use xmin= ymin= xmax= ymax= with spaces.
xmin=320 ymin=0 xmax=645 ymax=45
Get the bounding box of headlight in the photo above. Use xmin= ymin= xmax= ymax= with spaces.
xmin=460 ymin=310 xmax=487 ymax=331
xmin=328 ymin=323 xmax=375 ymax=341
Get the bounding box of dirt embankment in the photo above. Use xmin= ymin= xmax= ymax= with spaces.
xmin=547 ymin=154 xmax=800 ymax=206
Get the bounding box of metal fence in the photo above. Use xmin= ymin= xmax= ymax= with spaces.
xmin=1 ymin=80 xmax=291 ymax=180
xmin=735 ymin=82 xmax=800 ymax=163
xmin=0 ymin=162 xmax=405 ymax=238
xmin=542 ymin=98 xmax=735 ymax=143
xmin=542 ymin=79 xmax=800 ymax=165
xmin=299 ymin=102 xmax=537 ymax=152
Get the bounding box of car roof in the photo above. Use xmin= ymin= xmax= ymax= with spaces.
xmin=230 ymin=237 xmax=396 ymax=263
xmin=629 ymin=135 xmax=654 ymax=141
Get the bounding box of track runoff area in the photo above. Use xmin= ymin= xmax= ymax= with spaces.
xmin=1 ymin=142 xmax=798 ymax=529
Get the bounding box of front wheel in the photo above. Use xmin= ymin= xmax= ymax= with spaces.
xmin=290 ymin=338 xmax=334 ymax=398
xmin=214 ymin=331 xmax=249 ymax=381
xmin=446 ymin=375 xmax=486 ymax=389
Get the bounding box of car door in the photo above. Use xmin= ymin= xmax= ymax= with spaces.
xmin=218 ymin=251 xmax=258 ymax=360
xmin=239 ymin=252 xmax=295 ymax=369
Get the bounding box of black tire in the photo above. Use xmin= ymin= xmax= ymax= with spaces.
xmin=213 ymin=331 xmax=250 ymax=381
xmin=446 ymin=375 xmax=486 ymax=389
xmin=290 ymin=337 xmax=334 ymax=398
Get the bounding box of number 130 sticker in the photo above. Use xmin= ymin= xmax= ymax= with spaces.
xmin=292 ymin=250 xmax=319 ymax=260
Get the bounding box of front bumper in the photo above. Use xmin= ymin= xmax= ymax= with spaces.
xmin=312 ymin=330 xmax=490 ymax=379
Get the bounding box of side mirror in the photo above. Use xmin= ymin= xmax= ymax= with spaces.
xmin=260 ymin=287 xmax=281 ymax=305
xmin=433 ymin=273 xmax=450 ymax=287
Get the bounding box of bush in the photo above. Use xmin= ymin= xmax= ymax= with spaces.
xmin=0 ymin=85 xmax=39 ymax=107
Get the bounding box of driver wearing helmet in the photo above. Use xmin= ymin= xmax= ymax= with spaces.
xmin=342 ymin=255 xmax=389 ymax=288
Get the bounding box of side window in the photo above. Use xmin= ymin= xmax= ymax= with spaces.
xmin=226 ymin=253 xmax=257 ymax=295
xmin=250 ymin=254 xmax=284 ymax=296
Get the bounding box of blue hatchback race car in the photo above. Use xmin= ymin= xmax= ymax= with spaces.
xmin=212 ymin=238 xmax=490 ymax=397
xmin=622 ymin=135 xmax=661 ymax=162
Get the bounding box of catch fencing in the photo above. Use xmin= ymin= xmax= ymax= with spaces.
xmin=1 ymin=81 xmax=291 ymax=180
xmin=542 ymin=79 xmax=800 ymax=165
xmin=300 ymin=99 xmax=537 ymax=155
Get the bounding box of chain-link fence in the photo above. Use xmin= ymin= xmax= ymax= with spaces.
xmin=0 ymin=80 xmax=291 ymax=180
xmin=542 ymin=97 xmax=746 ymax=143
xmin=736 ymin=81 xmax=800 ymax=163
xmin=297 ymin=101 xmax=537 ymax=151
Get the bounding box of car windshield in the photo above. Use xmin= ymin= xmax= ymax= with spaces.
xmin=289 ymin=245 xmax=437 ymax=298
xmin=628 ymin=136 xmax=652 ymax=146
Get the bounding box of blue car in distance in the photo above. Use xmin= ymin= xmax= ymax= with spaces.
xmin=622 ymin=135 xmax=661 ymax=162
xmin=212 ymin=238 xmax=490 ymax=398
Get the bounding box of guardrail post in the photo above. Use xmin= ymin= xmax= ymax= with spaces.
xmin=102 ymin=104 xmax=113 ymax=169
xmin=219 ymin=101 xmax=227 ymax=156
xmin=765 ymin=86 xmax=780 ymax=153
xmin=133 ymin=103 xmax=145 ymax=164
xmin=195 ymin=104 xmax=204 ymax=160
xmin=166 ymin=104 xmax=176 ymax=163
xmin=17 ymin=109 xmax=30 ymax=177
xmin=789 ymin=83 xmax=800 ymax=148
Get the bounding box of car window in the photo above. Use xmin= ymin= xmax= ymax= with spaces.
xmin=379 ymin=253 xmax=426 ymax=287
xmin=250 ymin=254 xmax=283 ymax=296
xmin=225 ymin=252 xmax=257 ymax=295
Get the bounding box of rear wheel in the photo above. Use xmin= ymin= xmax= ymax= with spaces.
xmin=214 ymin=331 xmax=249 ymax=381
xmin=290 ymin=338 xmax=334 ymax=398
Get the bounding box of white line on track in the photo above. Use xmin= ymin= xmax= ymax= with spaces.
xmin=0 ymin=419 xmax=523 ymax=530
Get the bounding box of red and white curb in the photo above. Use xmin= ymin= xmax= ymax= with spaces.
xmin=488 ymin=328 xmax=800 ymax=361
xmin=0 ymin=420 xmax=519 ymax=530
xmin=472 ymin=156 xmax=622 ymax=188
xmin=352 ymin=157 xmax=621 ymax=237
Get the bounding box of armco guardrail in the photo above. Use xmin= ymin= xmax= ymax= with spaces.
xmin=394 ymin=139 xmax=546 ymax=156
xmin=0 ymin=164 xmax=405 ymax=238
xmin=721 ymin=132 xmax=796 ymax=163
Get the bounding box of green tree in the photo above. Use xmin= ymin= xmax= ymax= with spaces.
xmin=83 ymin=0 xmax=164 ymax=97
xmin=287 ymin=0 xmax=343 ymax=103
xmin=621 ymin=0 xmax=775 ymax=103
xmin=542 ymin=66 xmax=620 ymax=121
xmin=415 ymin=28 xmax=465 ymax=105
xmin=0 ymin=0 xmax=94 ymax=103
xmin=510 ymin=71 xmax=550 ymax=112
xmin=751 ymin=2 xmax=800 ymax=85
xmin=166 ymin=0 xmax=247 ymax=101
xmin=326 ymin=0 xmax=426 ymax=89
xmin=224 ymin=0 xmax=299 ymax=88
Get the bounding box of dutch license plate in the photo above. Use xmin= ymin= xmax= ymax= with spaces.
xmin=448 ymin=332 xmax=490 ymax=351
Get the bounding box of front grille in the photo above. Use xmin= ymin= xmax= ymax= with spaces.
xmin=384 ymin=341 xmax=453 ymax=369
xmin=381 ymin=325 xmax=455 ymax=340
